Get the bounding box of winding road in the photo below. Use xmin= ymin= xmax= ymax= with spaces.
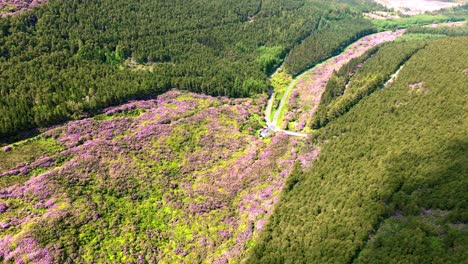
xmin=264 ymin=78 xmax=308 ymax=137
xmin=263 ymin=30 xmax=407 ymax=138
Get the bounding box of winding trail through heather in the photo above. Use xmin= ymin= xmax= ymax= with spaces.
xmin=265 ymin=30 xmax=406 ymax=137
xmin=266 ymin=78 xmax=308 ymax=137
xmin=272 ymin=79 xmax=297 ymax=127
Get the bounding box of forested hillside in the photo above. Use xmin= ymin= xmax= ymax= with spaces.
xmin=1 ymin=0 xmax=467 ymax=262
xmin=407 ymin=23 xmax=468 ymax=36
xmin=0 ymin=0 xmax=380 ymax=140
xmin=283 ymin=18 xmax=375 ymax=76
xmin=312 ymin=40 xmax=427 ymax=128
xmin=249 ymin=37 xmax=468 ymax=263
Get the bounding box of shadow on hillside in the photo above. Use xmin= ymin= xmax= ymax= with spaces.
xmin=352 ymin=138 xmax=468 ymax=262
xmin=389 ymin=138 xmax=467 ymax=217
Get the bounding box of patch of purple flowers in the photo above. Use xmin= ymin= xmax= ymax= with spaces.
xmin=0 ymin=89 xmax=321 ymax=263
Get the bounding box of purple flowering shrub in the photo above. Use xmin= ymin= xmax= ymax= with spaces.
xmin=0 ymin=89 xmax=319 ymax=263
xmin=0 ymin=0 xmax=47 ymax=16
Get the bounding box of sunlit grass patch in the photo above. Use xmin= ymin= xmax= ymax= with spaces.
xmin=0 ymin=137 xmax=63 ymax=173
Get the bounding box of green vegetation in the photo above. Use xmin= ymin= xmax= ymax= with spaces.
xmin=270 ymin=71 xmax=293 ymax=119
xmin=406 ymin=24 xmax=468 ymax=36
xmin=0 ymin=0 xmax=381 ymax=140
xmin=371 ymin=14 xmax=464 ymax=30
xmin=0 ymin=136 xmax=63 ymax=190
xmin=257 ymin=46 xmax=286 ymax=75
xmin=2 ymin=1 xmax=467 ymax=263
xmin=94 ymin=108 xmax=146 ymax=121
xmin=0 ymin=136 xmax=63 ymax=172
xmin=367 ymin=4 xmax=468 ymax=31
xmin=311 ymin=45 xmax=379 ymax=128
xmin=438 ymin=4 xmax=468 ymax=19
xmin=0 ymin=91 xmax=311 ymax=263
xmin=312 ymin=40 xmax=426 ymax=128
xmin=395 ymin=33 xmax=446 ymax=41
xmin=284 ymin=18 xmax=376 ymax=76
xmin=249 ymin=37 xmax=468 ymax=263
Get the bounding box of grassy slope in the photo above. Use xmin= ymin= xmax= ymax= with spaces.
xmin=269 ymin=71 xmax=293 ymax=122
xmin=249 ymin=37 xmax=468 ymax=263
xmin=0 ymin=137 xmax=63 ymax=172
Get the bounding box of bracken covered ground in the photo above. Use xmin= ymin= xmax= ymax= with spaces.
xmin=0 ymin=90 xmax=318 ymax=263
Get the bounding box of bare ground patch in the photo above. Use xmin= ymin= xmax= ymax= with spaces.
xmin=409 ymin=82 xmax=428 ymax=93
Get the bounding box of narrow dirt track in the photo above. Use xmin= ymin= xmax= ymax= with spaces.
xmin=265 ymin=30 xmax=405 ymax=136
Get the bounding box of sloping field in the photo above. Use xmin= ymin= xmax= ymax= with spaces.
xmin=0 ymin=90 xmax=319 ymax=263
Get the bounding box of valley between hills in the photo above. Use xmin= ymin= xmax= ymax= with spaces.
xmin=0 ymin=0 xmax=467 ymax=263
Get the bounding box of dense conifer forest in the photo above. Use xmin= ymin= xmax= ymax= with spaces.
xmin=407 ymin=24 xmax=468 ymax=36
xmin=311 ymin=40 xmax=427 ymax=128
xmin=283 ymin=18 xmax=375 ymax=76
xmin=1 ymin=0 xmax=467 ymax=263
xmin=0 ymin=0 xmax=380 ymax=140
xmin=249 ymin=36 xmax=468 ymax=263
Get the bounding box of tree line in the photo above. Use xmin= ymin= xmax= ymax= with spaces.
xmin=0 ymin=0 xmax=380 ymax=140
xmin=406 ymin=24 xmax=468 ymax=36
xmin=311 ymin=40 xmax=427 ymax=128
xmin=249 ymin=36 xmax=468 ymax=264
xmin=283 ymin=17 xmax=376 ymax=76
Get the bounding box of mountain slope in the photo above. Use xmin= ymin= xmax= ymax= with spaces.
xmin=0 ymin=0 xmax=378 ymax=140
xmin=249 ymin=36 xmax=468 ymax=263
xmin=0 ymin=90 xmax=319 ymax=263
